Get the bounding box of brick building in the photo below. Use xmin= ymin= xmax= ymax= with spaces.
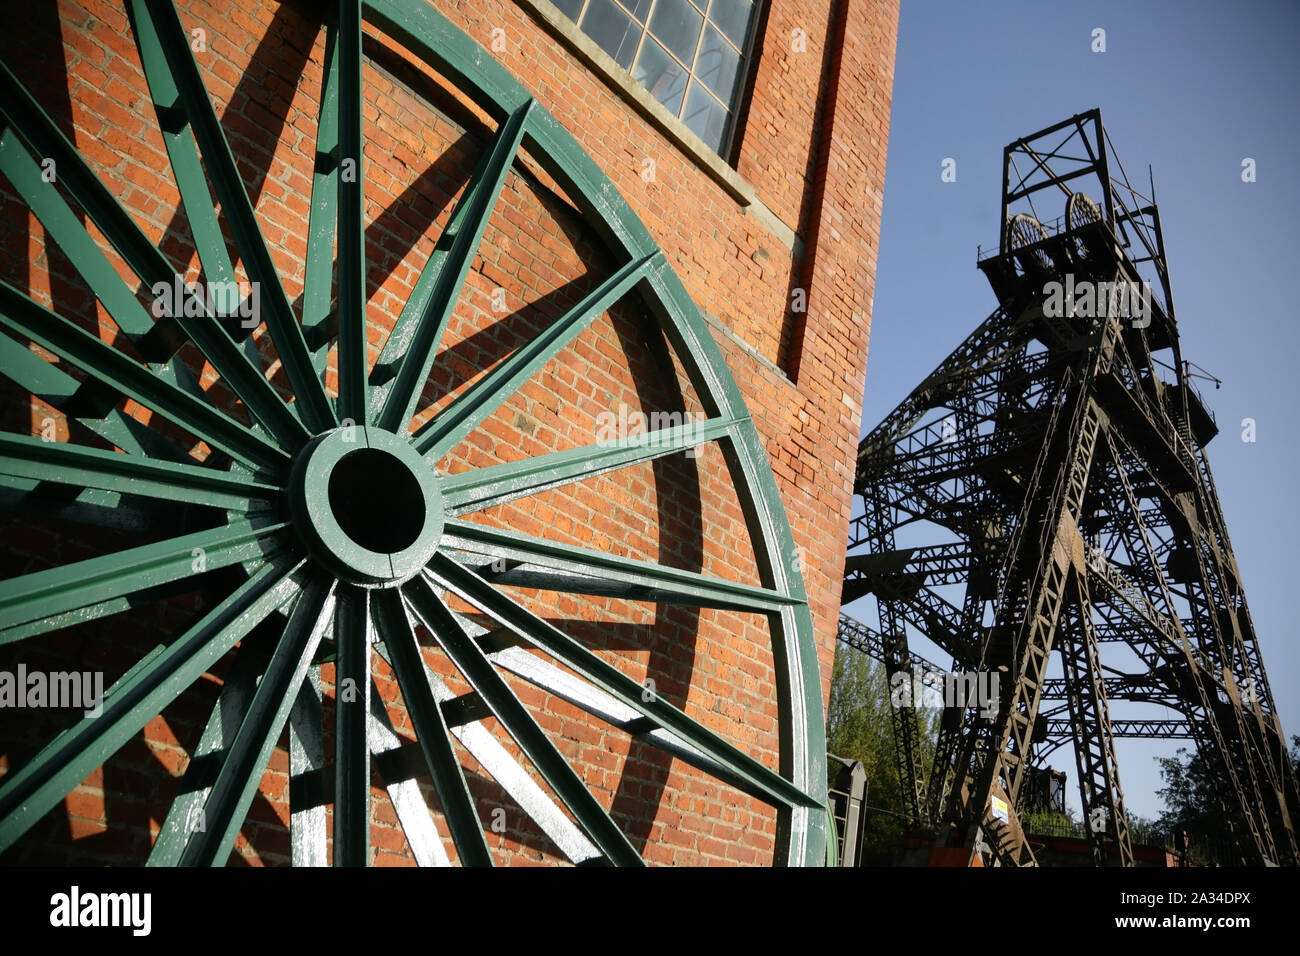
xmin=0 ymin=0 xmax=897 ymax=866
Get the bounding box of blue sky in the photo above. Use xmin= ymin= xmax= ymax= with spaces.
xmin=852 ymin=0 xmax=1300 ymax=821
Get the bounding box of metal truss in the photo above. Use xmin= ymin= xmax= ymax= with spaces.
xmin=842 ymin=110 xmax=1298 ymax=866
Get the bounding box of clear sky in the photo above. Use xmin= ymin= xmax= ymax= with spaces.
xmin=852 ymin=0 xmax=1300 ymax=822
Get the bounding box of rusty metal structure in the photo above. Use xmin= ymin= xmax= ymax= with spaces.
xmin=841 ymin=110 xmax=1298 ymax=866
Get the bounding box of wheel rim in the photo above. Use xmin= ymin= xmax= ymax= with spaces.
xmin=1065 ymin=191 xmax=1102 ymax=260
xmin=1008 ymin=212 xmax=1052 ymax=271
xmin=0 ymin=0 xmax=826 ymax=865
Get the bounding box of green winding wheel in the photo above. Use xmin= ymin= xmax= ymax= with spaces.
xmin=0 ymin=0 xmax=826 ymax=865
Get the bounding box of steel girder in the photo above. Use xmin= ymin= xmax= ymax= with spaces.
xmin=0 ymin=0 xmax=827 ymax=866
xmin=843 ymin=110 xmax=1298 ymax=866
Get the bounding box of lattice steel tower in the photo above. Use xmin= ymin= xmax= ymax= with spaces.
xmin=841 ymin=110 xmax=1298 ymax=866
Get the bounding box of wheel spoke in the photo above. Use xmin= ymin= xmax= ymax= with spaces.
xmin=302 ymin=13 xmax=341 ymax=372
xmin=131 ymin=0 xmax=335 ymax=433
xmin=441 ymin=519 xmax=798 ymax=612
xmin=426 ymin=555 xmax=820 ymax=811
xmin=0 ymin=131 xmax=151 ymax=339
xmin=0 ymin=283 xmax=288 ymax=472
xmin=148 ymin=634 xmax=267 ymax=867
xmin=411 ymin=252 xmax=658 ymax=460
xmin=0 ymin=62 xmax=311 ymax=450
xmin=336 ymin=0 xmax=368 ymax=424
xmin=371 ymin=639 xmax=599 ymax=864
xmin=0 ymin=517 xmax=290 ymax=643
xmin=177 ymin=574 xmax=336 ymax=866
xmin=372 ymin=588 xmax=492 ymax=865
xmin=0 ymin=555 xmax=305 ymax=853
xmin=366 ymin=680 xmax=453 ymax=867
xmin=290 ymin=671 xmax=328 ymax=866
xmin=0 ymin=332 xmax=158 ymax=459
xmin=440 ymin=416 xmax=738 ymax=515
xmin=403 ymin=573 xmax=643 ymax=865
xmin=374 ymin=98 xmax=534 ymax=433
xmin=0 ymin=127 xmax=231 ymax=425
xmin=333 ymin=584 xmax=371 ymax=865
xmin=128 ymin=0 xmax=246 ymax=336
xmin=0 ymin=432 xmax=280 ymax=511
xmin=459 ymin=615 xmax=797 ymax=809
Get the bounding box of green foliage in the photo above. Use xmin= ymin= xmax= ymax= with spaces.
xmin=1149 ymin=738 xmax=1300 ymax=865
xmin=825 ymin=642 xmax=938 ymax=863
xmin=1154 ymin=746 xmax=1231 ymax=842
xmin=1020 ymin=807 xmax=1074 ymax=837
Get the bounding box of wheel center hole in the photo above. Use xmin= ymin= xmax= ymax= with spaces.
xmin=327 ymin=448 xmax=426 ymax=554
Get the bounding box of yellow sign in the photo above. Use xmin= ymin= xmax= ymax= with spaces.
xmin=991 ymin=796 xmax=1009 ymax=823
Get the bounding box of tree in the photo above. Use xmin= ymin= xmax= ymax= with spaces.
xmin=1153 ymin=735 xmax=1300 ymax=864
xmin=1154 ymin=746 xmax=1227 ymax=840
xmin=825 ymin=642 xmax=938 ymax=863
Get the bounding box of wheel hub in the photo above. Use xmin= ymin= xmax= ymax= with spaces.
xmin=289 ymin=425 xmax=444 ymax=586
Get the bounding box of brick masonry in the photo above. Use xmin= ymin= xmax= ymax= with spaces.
xmin=0 ymin=0 xmax=897 ymax=865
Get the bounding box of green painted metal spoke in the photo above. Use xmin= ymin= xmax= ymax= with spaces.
xmin=0 ymin=131 xmax=153 ymax=340
xmin=333 ymin=584 xmax=371 ymax=865
xmin=467 ymin=625 xmax=808 ymax=809
xmin=369 ymin=639 xmax=599 ymax=863
xmin=0 ymin=432 xmax=280 ymax=512
xmin=364 ymin=678 xmax=453 ymax=866
xmin=336 ymin=0 xmax=369 ymax=425
xmin=0 ymin=556 xmax=306 ymax=854
xmin=366 ymin=96 xmax=533 ymax=417
xmin=440 ymin=416 xmax=739 ymax=516
xmin=303 ymin=11 xmax=341 ymax=371
xmin=289 ymin=672 xmax=328 ymax=866
xmin=411 ymin=252 xmax=659 ymax=460
xmin=133 ymin=0 xmax=335 ymax=433
xmin=174 ymin=575 xmax=335 ymax=866
xmin=374 ymin=97 xmax=534 ymax=433
xmin=0 ymin=62 xmax=311 ymax=450
xmin=403 ymin=572 xmax=643 ymax=866
xmin=441 ymin=518 xmax=798 ymax=612
xmin=148 ymin=635 xmax=267 ymax=866
xmin=0 ymin=282 xmax=288 ymax=472
xmin=0 ymin=333 xmax=155 ymax=459
xmin=0 ymin=128 xmax=228 ymax=425
xmin=0 ymin=517 xmax=290 ymax=643
xmin=372 ymin=588 xmax=492 ymax=865
xmin=425 ymin=555 xmax=821 ymax=813
xmin=127 ymin=0 xmax=243 ymax=329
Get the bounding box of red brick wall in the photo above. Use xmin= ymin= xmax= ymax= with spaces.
xmin=0 ymin=0 xmax=896 ymax=865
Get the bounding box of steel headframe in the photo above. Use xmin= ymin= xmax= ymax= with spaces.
xmin=842 ymin=109 xmax=1299 ymax=867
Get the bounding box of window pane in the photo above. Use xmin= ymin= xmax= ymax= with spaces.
xmin=552 ymin=0 xmax=584 ymax=21
xmin=648 ymin=0 xmax=704 ymax=65
xmin=633 ymin=36 xmax=688 ymax=114
xmin=581 ymin=0 xmax=642 ymax=71
xmin=707 ymin=0 xmax=754 ymax=49
xmin=694 ymin=22 xmax=741 ymax=103
xmin=620 ymin=0 xmax=654 ymax=22
xmin=682 ymin=81 xmax=729 ymax=151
